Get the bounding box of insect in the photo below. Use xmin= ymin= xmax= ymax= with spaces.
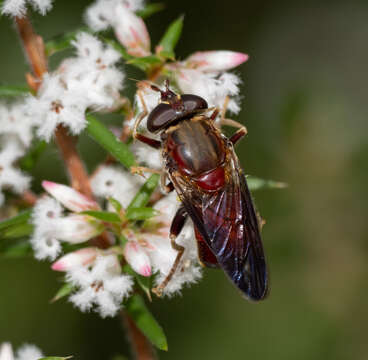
xmin=133 ymin=81 xmax=268 ymax=301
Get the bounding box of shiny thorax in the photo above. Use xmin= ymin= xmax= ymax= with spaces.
xmin=162 ymin=116 xmax=227 ymax=192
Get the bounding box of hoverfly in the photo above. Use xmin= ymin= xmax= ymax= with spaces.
xmin=133 ymin=81 xmax=268 ymax=301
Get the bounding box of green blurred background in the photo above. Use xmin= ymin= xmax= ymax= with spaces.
xmin=1 ymin=0 xmax=368 ymax=359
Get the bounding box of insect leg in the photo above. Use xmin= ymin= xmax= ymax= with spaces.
xmin=229 ymin=127 xmax=247 ymax=146
xmin=160 ymin=172 xmax=174 ymax=193
xmin=152 ymin=206 xmax=187 ymax=297
xmin=133 ymin=90 xmax=162 ymax=149
xmin=131 ymin=166 xmax=163 ymax=177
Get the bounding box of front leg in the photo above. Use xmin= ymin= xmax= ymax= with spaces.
xmin=152 ymin=206 xmax=187 ymax=296
xmin=134 ymin=90 xmax=162 ymax=149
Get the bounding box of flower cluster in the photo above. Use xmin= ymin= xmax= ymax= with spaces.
xmin=1 ymin=0 xmax=53 ymax=17
xmin=28 ymin=32 xmax=124 ymax=141
xmin=0 ymin=343 xmax=43 ymax=360
xmin=30 ymin=170 xmax=201 ymax=316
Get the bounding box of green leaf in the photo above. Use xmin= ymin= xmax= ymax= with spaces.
xmin=108 ymin=197 xmax=123 ymax=213
xmin=126 ymin=207 xmax=159 ymax=221
xmin=1 ymin=241 xmax=32 ymax=258
xmin=19 ymin=140 xmax=47 ymax=171
xmin=136 ymin=3 xmax=165 ymax=18
xmin=0 ymin=210 xmax=31 ymax=231
xmin=45 ymin=28 xmax=89 ymax=55
xmin=81 ymin=210 xmax=122 ymax=223
xmin=126 ymin=55 xmax=163 ymax=71
xmin=0 ymin=210 xmax=33 ymax=240
xmin=127 ymin=174 xmax=160 ymax=211
xmin=247 ymin=176 xmax=288 ymax=191
xmin=51 ymin=282 xmax=75 ymax=303
xmin=125 ymin=294 xmax=168 ymax=350
xmin=158 ymin=15 xmax=184 ymax=56
xmin=86 ymin=115 xmax=136 ymax=169
xmin=1 ymin=223 xmax=33 ymax=239
xmin=38 ymin=357 xmax=73 ymax=360
xmin=0 ymin=84 xmax=29 ymax=97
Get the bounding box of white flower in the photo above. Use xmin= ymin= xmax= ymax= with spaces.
xmin=31 ymin=196 xmax=103 ymax=260
xmin=27 ymin=73 xmax=90 ymax=141
xmin=27 ymin=33 xmax=124 ymax=141
xmin=91 ymin=165 xmax=144 ymax=208
xmin=67 ymin=254 xmax=133 ymax=317
xmin=176 ymin=69 xmax=241 ymax=114
xmin=15 ymin=345 xmax=43 ymax=360
xmin=0 ymin=101 xmax=36 ymax=148
xmin=0 ymin=343 xmax=43 ymax=360
xmin=131 ymin=141 xmax=162 ymax=169
xmin=1 ymin=0 xmax=53 ymax=17
xmin=0 ymin=343 xmax=13 ymax=360
xmin=85 ymin=0 xmax=150 ymax=57
xmin=0 ymin=136 xmax=31 ymax=205
xmin=185 ymin=51 xmax=248 ymax=72
xmin=51 ymin=247 xmax=98 ymax=271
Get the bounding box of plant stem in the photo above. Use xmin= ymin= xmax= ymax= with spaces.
xmin=123 ymin=311 xmax=156 ymax=360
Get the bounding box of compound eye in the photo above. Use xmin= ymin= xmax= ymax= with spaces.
xmin=182 ymin=94 xmax=208 ymax=113
xmin=147 ymin=103 xmax=176 ymax=133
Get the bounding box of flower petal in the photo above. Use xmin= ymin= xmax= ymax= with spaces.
xmin=51 ymin=247 xmax=98 ymax=271
xmin=124 ymin=241 xmax=152 ymax=277
xmin=114 ymin=4 xmax=151 ymax=57
xmin=42 ymin=180 xmax=99 ymax=212
xmin=186 ymin=51 xmax=248 ymax=72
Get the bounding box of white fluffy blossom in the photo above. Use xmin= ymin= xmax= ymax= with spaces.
xmin=0 ymin=102 xmax=36 ymax=148
xmin=0 ymin=343 xmax=43 ymax=360
xmin=91 ymin=165 xmax=144 ymax=208
xmin=67 ymin=254 xmax=133 ymax=317
xmin=0 ymin=136 xmax=31 ymax=205
xmin=131 ymin=141 xmax=162 ymax=169
xmin=27 ymin=32 xmax=124 ymax=141
xmin=85 ymin=0 xmax=150 ymax=57
xmin=31 ymin=196 xmax=103 ymax=260
xmin=176 ymin=69 xmax=242 ymax=114
xmin=1 ymin=0 xmax=53 ymax=17
xmin=15 ymin=345 xmax=43 ymax=360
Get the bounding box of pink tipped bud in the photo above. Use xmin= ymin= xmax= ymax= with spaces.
xmin=0 ymin=343 xmax=14 ymax=360
xmin=186 ymin=51 xmax=249 ymax=72
xmin=124 ymin=241 xmax=152 ymax=277
xmin=51 ymin=247 xmax=98 ymax=271
xmin=42 ymin=180 xmax=99 ymax=212
xmin=56 ymin=215 xmax=103 ymax=243
xmin=114 ymin=4 xmax=151 ymax=57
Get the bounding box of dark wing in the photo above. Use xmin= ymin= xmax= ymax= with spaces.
xmin=170 ymin=147 xmax=268 ymax=301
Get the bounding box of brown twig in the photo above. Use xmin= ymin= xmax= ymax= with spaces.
xmin=123 ymin=312 xmax=156 ymax=360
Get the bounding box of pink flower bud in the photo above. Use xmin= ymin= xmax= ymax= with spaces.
xmin=0 ymin=343 xmax=14 ymax=360
xmin=186 ymin=51 xmax=248 ymax=72
xmin=56 ymin=215 xmax=103 ymax=243
xmin=42 ymin=180 xmax=99 ymax=212
xmin=124 ymin=241 xmax=152 ymax=277
xmin=51 ymin=247 xmax=98 ymax=271
xmin=114 ymin=4 xmax=151 ymax=57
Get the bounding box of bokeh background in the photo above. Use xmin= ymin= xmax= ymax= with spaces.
xmin=1 ymin=0 xmax=368 ymax=359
